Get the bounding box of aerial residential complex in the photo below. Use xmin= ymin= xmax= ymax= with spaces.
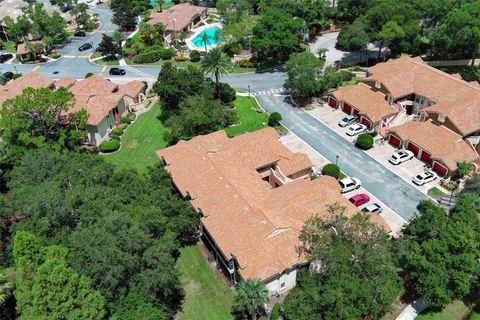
xmin=157 ymin=128 xmax=388 ymax=294
xmin=329 ymin=56 xmax=480 ymax=177
xmin=0 ymin=72 xmax=147 ymax=145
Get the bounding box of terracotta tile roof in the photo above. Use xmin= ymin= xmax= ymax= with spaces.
xmin=147 ymin=3 xmax=207 ymax=31
xmin=389 ymin=119 xmax=478 ymax=171
xmin=0 ymin=72 xmax=54 ymax=107
xmin=55 ymin=76 xmax=77 ymax=89
xmin=366 ymin=56 xmax=480 ymax=135
xmin=332 ymin=83 xmax=396 ymax=122
xmin=69 ymin=75 xmax=118 ymax=96
xmin=117 ymin=80 xmax=145 ymax=99
xmin=156 ymin=128 xmax=373 ymax=281
xmin=83 ymin=94 xmax=124 ymax=125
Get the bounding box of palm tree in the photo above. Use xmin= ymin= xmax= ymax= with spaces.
xmin=234 ymin=279 xmax=269 ymax=320
xmin=201 ymin=46 xmax=233 ymax=97
xmin=0 ymin=273 xmax=13 ymax=306
xmin=201 ymin=31 xmax=209 ymax=53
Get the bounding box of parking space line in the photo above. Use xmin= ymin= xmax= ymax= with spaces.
xmin=32 ymin=65 xmax=40 ymax=71
xmin=63 ymin=55 xmax=76 ymax=58
xmin=98 ymin=65 xmax=106 ymax=76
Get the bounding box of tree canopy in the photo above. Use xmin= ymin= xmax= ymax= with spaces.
xmin=286 ymin=51 xmax=324 ymax=100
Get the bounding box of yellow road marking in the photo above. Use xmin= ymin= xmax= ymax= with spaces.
xmin=99 ymin=65 xmax=106 ymax=76
xmin=33 ymin=65 xmax=40 ymax=71
xmin=78 ymin=55 xmax=90 ymax=58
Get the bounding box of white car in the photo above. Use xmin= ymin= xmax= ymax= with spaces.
xmin=346 ymin=124 xmax=367 ymax=136
xmin=339 ymin=177 xmax=361 ymax=193
xmin=361 ymin=203 xmax=383 ymax=214
xmin=388 ymin=149 xmax=414 ymax=165
xmin=413 ymin=170 xmax=438 ymax=186
xmin=338 ymin=115 xmax=357 ymax=127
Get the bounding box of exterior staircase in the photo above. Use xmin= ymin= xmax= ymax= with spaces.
xmin=388 ymin=111 xmax=411 ymax=128
xmin=438 ymin=194 xmax=457 ymax=210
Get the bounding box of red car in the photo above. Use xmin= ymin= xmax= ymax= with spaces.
xmin=348 ymin=193 xmax=370 ymax=207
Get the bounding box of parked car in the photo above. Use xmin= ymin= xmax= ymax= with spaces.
xmin=413 ymin=170 xmax=438 ymax=186
xmin=361 ymin=203 xmax=383 ymax=214
xmin=339 ymin=177 xmax=361 ymax=193
xmin=74 ymin=31 xmax=86 ymax=37
xmin=2 ymin=71 xmax=14 ymax=81
xmin=388 ymin=149 xmax=414 ymax=165
xmin=0 ymin=53 xmax=13 ymax=63
xmin=346 ymin=123 xmax=367 ymax=136
xmin=338 ymin=115 xmax=357 ymax=127
xmin=109 ymin=67 xmax=126 ymax=76
xmin=349 ymin=193 xmax=370 ymax=207
xmin=78 ymin=43 xmax=92 ymax=51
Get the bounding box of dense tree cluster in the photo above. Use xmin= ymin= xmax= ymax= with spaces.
xmin=111 ymin=0 xmax=150 ymax=29
xmin=1 ymin=149 xmax=199 ymax=318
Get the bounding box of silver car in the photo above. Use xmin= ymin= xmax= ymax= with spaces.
xmin=361 ymin=203 xmax=383 ymax=214
xmin=388 ymin=149 xmax=414 ymax=165
xmin=338 ymin=115 xmax=357 ymax=127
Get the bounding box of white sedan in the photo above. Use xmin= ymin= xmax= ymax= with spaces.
xmin=413 ymin=170 xmax=438 ymax=186
xmin=339 ymin=177 xmax=361 ymax=193
xmin=346 ymin=124 xmax=367 ymax=136
xmin=361 ymin=203 xmax=384 ymax=214
xmin=388 ymin=149 xmax=414 ymax=165
xmin=338 ymin=115 xmax=357 ymax=127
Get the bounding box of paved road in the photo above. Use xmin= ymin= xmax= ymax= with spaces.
xmin=223 ymin=73 xmax=428 ymax=220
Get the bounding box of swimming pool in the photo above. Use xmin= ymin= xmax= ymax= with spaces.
xmin=191 ymin=26 xmax=223 ymax=49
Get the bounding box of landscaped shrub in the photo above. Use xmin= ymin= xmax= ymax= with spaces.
xmin=160 ymin=48 xmax=174 ymax=60
xmin=217 ymin=83 xmax=236 ymax=103
xmin=189 ymin=50 xmax=201 ymax=62
xmin=85 ymin=72 xmax=94 ymax=78
xmin=356 ymin=133 xmax=374 ymax=150
xmin=174 ymin=55 xmax=188 ymax=62
xmin=322 ymin=163 xmax=341 ymax=179
xmin=236 ymin=58 xmax=255 ymax=69
xmin=133 ymin=51 xmax=161 ymax=64
xmin=12 ymin=73 xmax=22 ymax=80
xmin=339 ymin=70 xmax=353 ymax=81
xmin=121 ymin=113 xmax=136 ymax=124
xmin=271 ymin=303 xmax=283 ymax=320
xmin=268 ymin=112 xmax=282 ymax=126
xmin=99 ymin=139 xmax=120 ymax=153
xmin=111 ymin=123 xmax=128 ymax=136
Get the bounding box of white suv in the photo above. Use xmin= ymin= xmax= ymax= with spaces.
xmin=339 ymin=177 xmax=361 ymax=193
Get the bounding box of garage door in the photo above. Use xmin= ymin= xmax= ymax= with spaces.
xmin=420 ymin=150 xmax=432 ymax=165
xmin=388 ymin=134 xmax=401 ymax=148
xmin=361 ymin=117 xmax=372 ymax=129
xmin=353 ymin=108 xmax=360 ymax=116
xmin=328 ymin=97 xmax=337 ymax=108
xmin=343 ymin=103 xmax=352 ymax=114
xmin=433 ymin=162 xmax=448 ymax=177
xmin=407 ymin=142 xmax=420 ymax=157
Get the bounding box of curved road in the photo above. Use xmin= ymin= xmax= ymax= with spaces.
xmin=0 ymin=6 xmax=428 ymax=221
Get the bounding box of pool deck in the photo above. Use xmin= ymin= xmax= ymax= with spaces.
xmin=186 ymin=22 xmax=223 ymax=52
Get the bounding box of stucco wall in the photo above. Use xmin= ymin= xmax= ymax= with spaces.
xmin=265 ymin=268 xmax=298 ymax=295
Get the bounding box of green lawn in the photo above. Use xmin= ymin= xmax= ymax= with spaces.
xmin=427 ymin=187 xmax=444 ymax=199
xmin=225 ymin=96 xmax=268 ymax=137
xmin=103 ymin=102 xmax=167 ymax=172
xmin=96 ymin=57 xmax=120 ymax=65
xmin=1 ymin=41 xmax=16 ymax=53
xmin=176 ymin=245 xmax=234 ymax=320
xmin=417 ymin=292 xmax=480 ymax=320
xmin=232 ymin=65 xmax=256 ymax=73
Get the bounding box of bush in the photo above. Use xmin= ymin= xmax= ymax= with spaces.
xmin=85 ymin=72 xmax=94 ymax=78
xmin=271 ymin=303 xmax=283 ymax=320
xmin=160 ymin=48 xmax=174 ymax=60
xmin=236 ymin=58 xmax=255 ymax=69
xmin=12 ymin=73 xmax=22 ymax=80
xmin=322 ymin=163 xmax=341 ymax=179
xmin=120 ymin=113 xmax=136 ymax=124
xmin=356 ymin=133 xmax=374 ymax=150
xmin=133 ymin=51 xmax=161 ymax=64
xmin=217 ymin=83 xmax=236 ymax=103
xmin=268 ymin=112 xmax=282 ymax=126
xmin=111 ymin=123 xmax=128 ymax=136
xmin=174 ymin=55 xmax=188 ymax=62
xmin=99 ymin=139 xmax=120 ymax=153
xmin=339 ymin=70 xmax=353 ymax=81
xmin=189 ymin=50 xmax=201 ymax=62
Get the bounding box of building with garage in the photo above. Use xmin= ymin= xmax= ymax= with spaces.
xmin=329 ymin=56 xmax=480 ymax=177
xmin=157 ymin=128 xmax=389 ymax=295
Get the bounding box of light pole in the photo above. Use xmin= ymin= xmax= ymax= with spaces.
xmin=335 ymin=155 xmax=339 ymax=166
xmin=248 ymin=85 xmax=251 ymax=99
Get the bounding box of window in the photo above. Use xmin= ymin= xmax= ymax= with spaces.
xmin=280 ymin=282 xmax=285 ymax=290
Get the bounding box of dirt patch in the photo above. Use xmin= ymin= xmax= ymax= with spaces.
xmin=127 ymin=139 xmax=139 ymax=149
xmin=184 ymin=280 xmax=200 ymax=299
xmin=144 ymin=136 xmax=153 ymax=143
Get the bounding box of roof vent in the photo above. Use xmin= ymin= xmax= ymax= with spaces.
xmin=375 ymin=81 xmax=381 ymax=89
xmin=437 ymin=114 xmax=446 ymax=123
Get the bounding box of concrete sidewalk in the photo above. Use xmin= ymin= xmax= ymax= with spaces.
xmin=396 ymin=297 xmax=428 ymax=320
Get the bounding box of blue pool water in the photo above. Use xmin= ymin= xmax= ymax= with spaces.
xmin=192 ymin=26 xmax=223 ymax=49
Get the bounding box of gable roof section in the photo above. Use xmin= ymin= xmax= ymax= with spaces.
xmin=157 ymin=128 xmax=366 ymax=280
xmin=389 ymin=119 xmax=478 ymax=170
xmin=147 ymin=3 xmax=207 ymax=30
xmin=0 ymin=72 xmax=54 ymax=107
xmin=117 ymin=80 xmax=145 ymax=99
xmin=333 ymin=83 xmax=396 ymax=122
xmin=366 ymin=56 xmax=480 ymax=135
xmin=55 ymin=76 xmax=77 ymax=89
xmin=69 ymin=75 xmax=118 ymax=96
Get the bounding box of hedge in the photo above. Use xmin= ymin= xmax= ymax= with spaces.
xmin=236 ymin=58 xmax=255 ymax=69
xmin=85 ymin=72 xmax=94 ymax=78
xmin=160 ymin=48 xmax=174 ymax=60
xmin=356 ymin=133 xmax=374 ymax=150
xmin=121 ymin=113 xmax=136 ymax=124
xmin=322 ymin=163 xmax=341 ymax=179
xmin=268 ymin=112 xmax=282 ymax=127
xmin=174 ymin=55 xmax=188 ymax=61
xmin=99 ymin=139 xmax=120 ymax=153
xmin=189 ymin=50 xmax=201 ymax=62
xmin=111 ymin=123 xmax=128 ymax=136
xmin=217 ymin=83 xmax=236 ymax=103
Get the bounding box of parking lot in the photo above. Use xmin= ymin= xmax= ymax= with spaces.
xmin=280 ymin=131 xmax=407 ymax=236
xmin=307 ymin=104 xmax=443 ymax=196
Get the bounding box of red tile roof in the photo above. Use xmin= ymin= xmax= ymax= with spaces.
xmin=147 ymin=3 xmax=207 ymax=31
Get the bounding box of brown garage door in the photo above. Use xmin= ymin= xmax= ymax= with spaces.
xmin=407 ymin=142 xmax=420 ymax=157
xmin=389 ymin=134 xmax=401 ymax=148
xmin=433 ymin=162 xmax=448 ymax=177
xmin=361 ymin=117 xmax=372 ymax=129
xmin=343 ymin=103 xmax=352 ymax=114
xmin=420 ymin=150 xmax=433 ymax=165
xmin=328 ymin=97 xmax=337 ymax=108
